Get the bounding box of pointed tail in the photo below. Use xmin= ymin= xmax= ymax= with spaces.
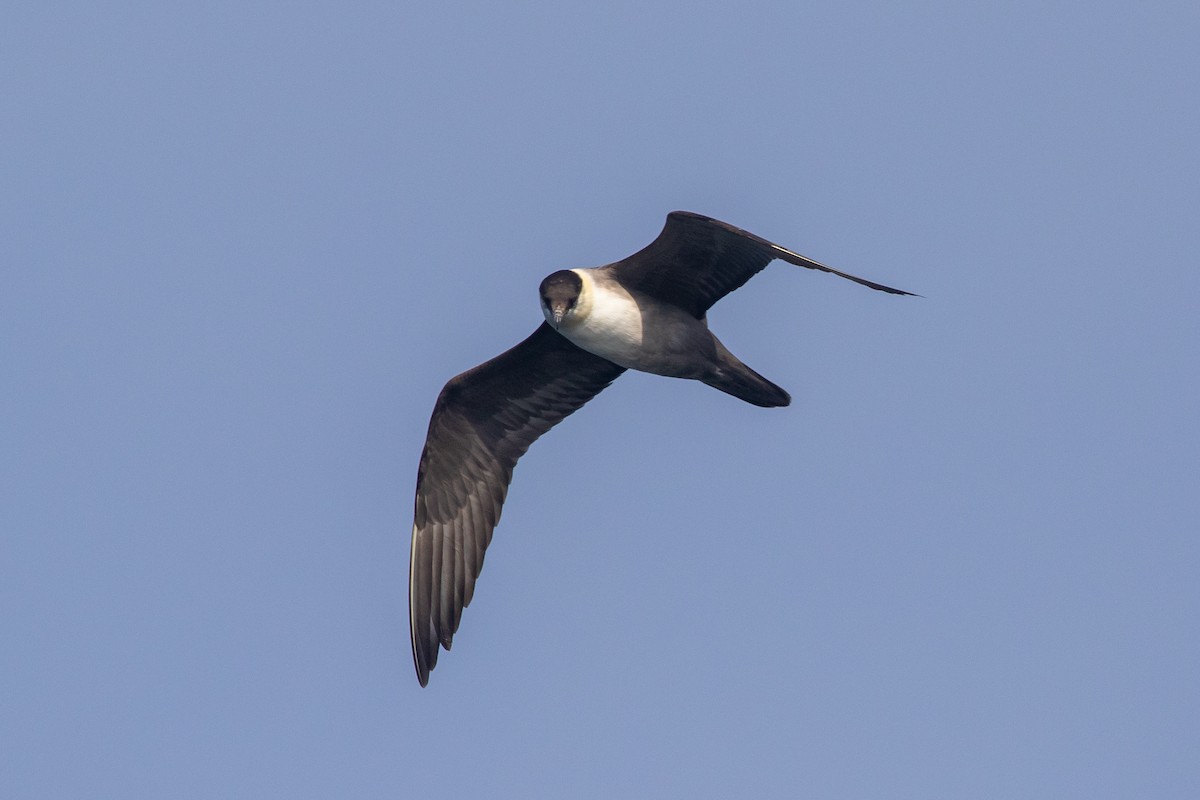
xmin=701 ymin=339 xmax=791 ymax=408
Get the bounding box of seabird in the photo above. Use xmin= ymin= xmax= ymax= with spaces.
xmin=409 ymin=211 xmax=914 ymax=686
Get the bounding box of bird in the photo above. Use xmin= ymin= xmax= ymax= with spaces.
xmin=408 ymin=211 xmax=914 ymax=686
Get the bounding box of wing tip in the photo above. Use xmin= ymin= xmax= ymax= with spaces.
xmin=409 ymin=521 xmax=435 ymax=687
xmin=876 ymin=284 xmax=923 ymax=297
xmin=768 ymin=243 xmax=919 ymax=297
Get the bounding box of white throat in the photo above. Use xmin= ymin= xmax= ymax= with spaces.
xmin=555 ymin=269 xmax=644 ymax=367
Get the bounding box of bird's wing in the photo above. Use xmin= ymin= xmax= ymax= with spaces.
xmin=409 ymin=322 xmax=626 ymax=686
xmin=603 ymin=211 xmax=915 ymax=318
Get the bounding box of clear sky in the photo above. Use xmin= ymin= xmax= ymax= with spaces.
xmin=4 ymin=1 xmax=1198 ymax=797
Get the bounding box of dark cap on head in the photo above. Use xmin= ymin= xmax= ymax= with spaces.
xmin=539 ymin=270 xmax=583 ymax=326
xmin=539 ymin=269 xmax=582 ymax=302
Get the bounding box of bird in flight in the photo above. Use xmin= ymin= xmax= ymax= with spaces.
xmin=408 ymin=211 xmax=915 ymax=686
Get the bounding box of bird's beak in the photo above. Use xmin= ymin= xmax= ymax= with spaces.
xmin=551 ymin=304 xmax=567 ymax=328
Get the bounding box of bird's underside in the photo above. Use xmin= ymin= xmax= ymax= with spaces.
xmin=408 ymin=211 xmax=915 ymax=686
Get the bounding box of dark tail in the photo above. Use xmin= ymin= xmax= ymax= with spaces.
xmin=701 ymin=340 xmax=791 ymax=408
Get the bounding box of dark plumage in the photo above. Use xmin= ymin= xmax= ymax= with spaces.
xmin=409 ymin=211 xmax=914 ymax=686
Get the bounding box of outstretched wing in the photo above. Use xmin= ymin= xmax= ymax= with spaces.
xmin=603 ymin=211 xmax=915 ymax=318
xmin=410 ymin=323 xmax=625 ymax=686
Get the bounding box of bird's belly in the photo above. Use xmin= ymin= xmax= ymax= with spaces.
xmin=560 ymin=269 xmax=713 ymax=377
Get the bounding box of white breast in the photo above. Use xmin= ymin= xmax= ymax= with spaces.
xmin=558 ymin=269 xmax=645 ymax=367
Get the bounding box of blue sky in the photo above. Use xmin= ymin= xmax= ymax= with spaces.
xmin=4 ymin=1 xmax=1198 ymax=797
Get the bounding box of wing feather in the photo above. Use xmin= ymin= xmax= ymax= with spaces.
xmin=409 ymin=322 xmax=625 ymax=686
xmin=604 ymin=211 xmax=915 ymax=318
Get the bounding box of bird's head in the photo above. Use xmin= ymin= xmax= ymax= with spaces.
xmin=539 ymin=270 xmax=583 ymax=329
